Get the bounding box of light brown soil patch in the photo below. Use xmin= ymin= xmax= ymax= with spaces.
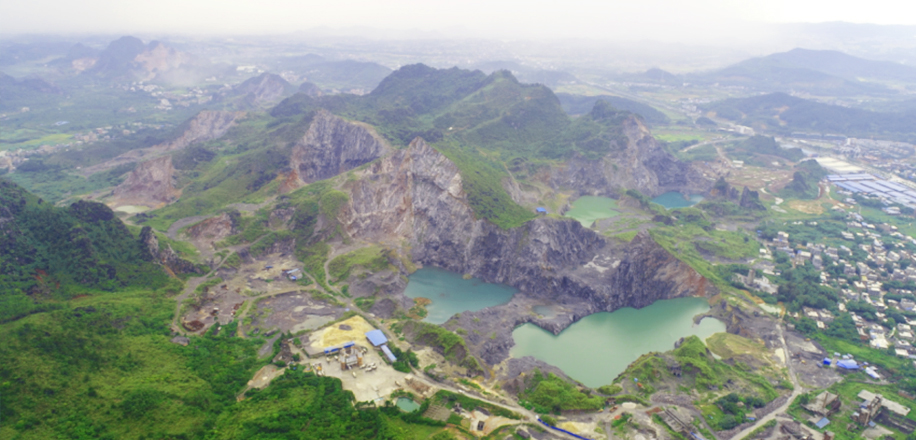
xmin=786 ymin=199 xmax=824 ymax=214
xmin=314 ymin=315 xmax=376 ymax=348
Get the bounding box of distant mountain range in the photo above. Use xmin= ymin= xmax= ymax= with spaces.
xmin=693 ymin=48 xmax=916 ymax=95
xmin=622 ymin=48 xmax=916 ymax=97
xmin=705 ymin=92 xmax=916 ymax=142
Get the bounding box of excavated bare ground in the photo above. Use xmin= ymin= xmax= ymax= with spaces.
xmin=248 ymin=290 xmax=346 ymax=335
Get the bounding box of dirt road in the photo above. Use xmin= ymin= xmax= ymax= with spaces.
xmin=729 ymin=321 xmax=804 ymax=440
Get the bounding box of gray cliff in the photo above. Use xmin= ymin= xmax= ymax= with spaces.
xmin=289 ymin=110 xmax=392 ymax=185
xmin=550 ymin=116 xmax=711 ymax=197
xmin=340 ymin=137 xmax=715 ymax=364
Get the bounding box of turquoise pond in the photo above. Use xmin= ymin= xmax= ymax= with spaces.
xmin=402 ymin=267 xmax=518 ymax=324
xmin=563 ymin=196 xmax=619 ymax=227
xmin=396 ymin=397 xmax=420 ymax=412
xmin=510 ymin=297 xmax=725 ymax=388
xmin=651 ymin=191 xmax=704 ymax=209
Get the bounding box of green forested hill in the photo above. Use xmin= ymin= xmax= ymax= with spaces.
xmin=271 ymin=64 xmax=630 ymax=160
xmin=0 ymin=179 xmax=170 ymax=321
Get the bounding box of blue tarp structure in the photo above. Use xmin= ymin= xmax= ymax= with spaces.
xmin=837 ymin=359 xmax=859 ymax=370
xmin=365 ymin=329 xmax=388 ymax=347
xmin=815 ymin=418 xmax=830 ymax=429
xmin=536 ymin=207 xmax=547 ymax=214
xmin=342 ymin=341 xmax=355 ymax=348
xmin=381 ymin=345 xmax=397 ymax=362
xmin=823 ymin=358 xmax=831 ymax=365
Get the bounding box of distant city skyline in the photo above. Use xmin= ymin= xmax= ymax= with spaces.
xmin=2 ymin=0 xmax=914 ymax=45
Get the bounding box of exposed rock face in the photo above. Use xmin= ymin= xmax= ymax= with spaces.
xmin=133 ymin=41 xmax=194 ymax=79
xmin=550 ymin=116 xmax=711 ymax=197
xmin=111 ymin=156 xmax=177 ymax=207
xmin=233 ymin=73 xmax=296 ymax=108
xmin=289 ymin=110 xmax=391 ymax=186
xmin=709 ymin=177 xmax=766 ymax=211
xmin=738 ymin=186 xmax=766 ymax=210
xmin=186 ymin=211 xmax=240 ymax=242
xmin=139 ymin=226 xmax=202 ymax=274
xmin=156 ymin=110 xmax=244 ymax=152
xmin=342 ymin=138 xmax=715 ymax=366
xmin=80 ymin=110 xmax=243 ymax=176
xmin=298 ymin=81 xmax=322 ymax=97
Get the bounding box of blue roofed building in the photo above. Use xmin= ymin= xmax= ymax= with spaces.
xmin=535 ymin=207 xmax=547 ymax=215
xmin=815 ymin=417 xmax=831 ymax=429
xmin=837 ymin=359 xmax=859 ymax=370
xmin=365 ymin=329 xmax=388 ymax=347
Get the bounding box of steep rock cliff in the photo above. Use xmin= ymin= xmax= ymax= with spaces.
xmin=186 ymin=211 xmax=240 ymax=242
xmin=232 ymin=73 xmax=296 ymax=108
xmin=110 ymin=155 xmax=177 ymax=207
xmin=551 ymin=116 xmax=711 ymax=197
xmin=80 ymin=110 xmax=244 ymax=176
xmin=139 ymin=226 xmax=202 ymax=275
xmin=289 ymin=110 xmax=392 ymax=186
xmin=341 ymin=138 xmax=716 ymax=364
xmin=156 ymin=110 xmax=244 ymax=152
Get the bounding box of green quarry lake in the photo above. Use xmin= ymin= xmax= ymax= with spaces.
xmin=511 ymin=297 xmax=725 ymax=388
xmin=564 ymin=196 xmax=619 ymax=227
xmin=396 ymin=397 xmax=420 ymax=412
xmin=403 ymin=267 xmax=518 ymax=324
xmin=651 ymin=191 xmax=704 ymax=209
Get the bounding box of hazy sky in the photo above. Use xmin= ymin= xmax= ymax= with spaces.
xmin=2 ymin=0 xmax=914 ymax=43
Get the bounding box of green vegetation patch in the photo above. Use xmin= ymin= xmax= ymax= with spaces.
xmin=403 ymin=321 xmax=480 ymax=372
xmin=0 ymin=179 xmax=171 ymax=321
xmin=436 ymin=141 xmax=536 ymax=229
xmin=328 ymin=246 xmax=394 ymax=283
xmin=518 ymin=370 xmax=604 ymax=414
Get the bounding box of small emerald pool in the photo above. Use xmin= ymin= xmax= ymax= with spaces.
xmin=403 ymin=267 xmax=518 ymax=324
xmin=563 ymin=196 xmax=619 ymax=227
xmin=510 ymin=297 xmax=725 ymax=388
xmin=396 ymin=397 xmax=420 ymax=412
xmin=651 ymin=191 xmax=704 ymax=209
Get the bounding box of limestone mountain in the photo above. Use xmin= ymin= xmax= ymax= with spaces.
xmin=230 ymin=72 xmax=298 ymax=108
xmin=80 ymin=36 xmax=223 ymax=84
xmin=110 ymin=156 xmax=178 ymax=208
xmin=147 ymin=64 xmax=710 ymax=229
xmin=287 ymin=110 xmax=392 ymax=187
xmin=82 ymin=110 xmax=244 ymax=176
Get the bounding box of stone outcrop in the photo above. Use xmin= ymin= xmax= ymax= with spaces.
xmin=341 ymin=137 xmax=715 ymax=364
xmin=111 ymin=156 xmax=177 ymax=207
xmin=288 ymin=110 xmax=391 ymax=186
xmin=709 ymin=177 xmax=766 ymax=211
xmin=133 ymin=41 xmax=194 ymax=79
xmin=139 ymin=226 xmax=202 ymax=275
xmin=550 ymin=116 xmax=711 ymax=197
xmin=186 ymin=211 xmax=240 ymax=242
xmin=80 ymin=110 xmax=243 ymax=176
xmin=156 ymin=110 xmax=244 ymax=152
xmin=233 ymin=73 xmax=296 ymax=108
